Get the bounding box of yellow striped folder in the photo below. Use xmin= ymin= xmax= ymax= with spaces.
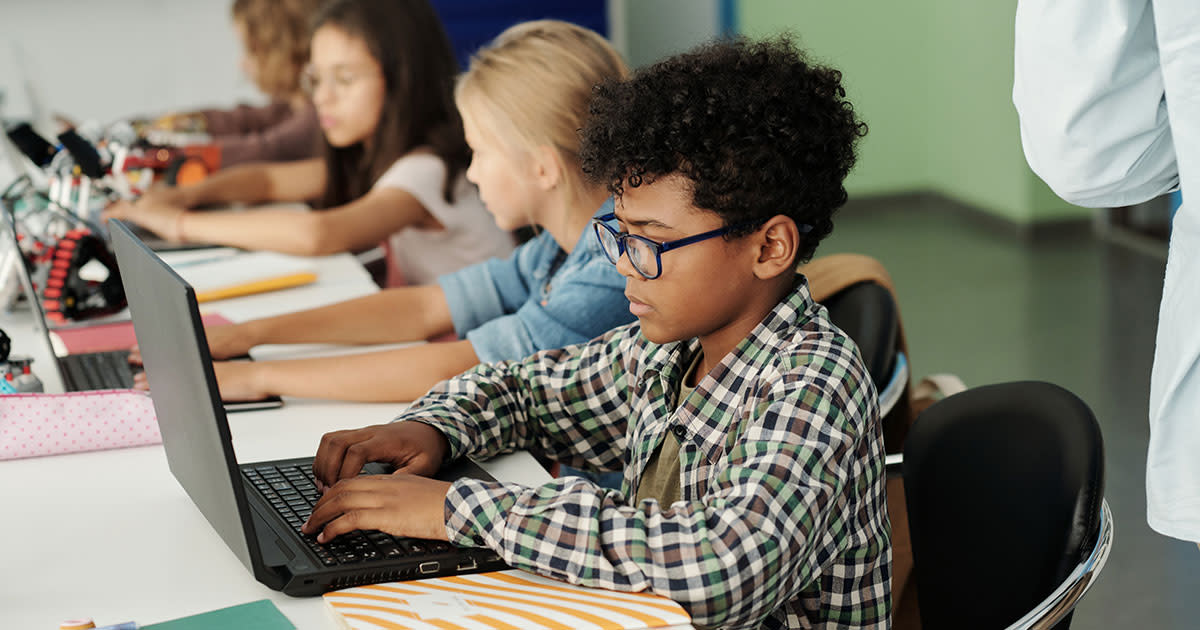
xmin=323 ymin=569 xmax=692 ymax=630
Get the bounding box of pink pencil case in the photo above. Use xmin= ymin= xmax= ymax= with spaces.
xmin=0 ymin=389 xmax=161 ymax=460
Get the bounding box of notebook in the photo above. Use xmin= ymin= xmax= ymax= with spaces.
xmin=108 ymin=218 xmax=507 ymax=596
xmin=142 ymin=599 xmax=294 ymax=630
xmin=172 ymin=250 xmax=318 ymax=303
xmin=50 ymin=313 xmax=231 ymax=354
xmin=323 ymin=569 xmax=692 ymax=630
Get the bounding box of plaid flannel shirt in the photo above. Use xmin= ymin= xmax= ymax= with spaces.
xmin=400 ymin=278 xmax=891 ymax=629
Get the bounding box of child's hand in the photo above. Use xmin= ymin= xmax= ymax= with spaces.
xmin=204 ymin=323 xmax=256 ymax=360
xmin=302 ymin=473 xmax=453 ymax=543
xmin=312 ymin=421 xmax=450 ymax=490
xmin=103 ymin=197 xmax=186 ymax=242
xmin=136 ymin=184 xmax=189 ymax=209
xmin=211 ymin=360 xmax=269 ymax=401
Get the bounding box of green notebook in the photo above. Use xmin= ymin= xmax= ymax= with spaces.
xmin=143 ymin=600 xmax=294 ymax=630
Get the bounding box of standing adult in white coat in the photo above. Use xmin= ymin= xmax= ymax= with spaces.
xmin=1013 ymin=0 xmax=1200 ymax=544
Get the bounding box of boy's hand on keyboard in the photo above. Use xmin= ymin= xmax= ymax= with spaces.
xmin=302 ymin=473 xmax=453 ymax=543
xmin=312 ymin=421 xmax=450 ymax=491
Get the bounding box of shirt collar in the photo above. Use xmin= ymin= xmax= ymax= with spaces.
xmin=639 ymin=274 xmax=816 ymax=380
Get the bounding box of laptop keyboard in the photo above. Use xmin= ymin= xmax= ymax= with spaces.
xmin=243 ymin=464 xmax=453 ymax=567
xmin=60 ymin=350 xmax=136 ymax=390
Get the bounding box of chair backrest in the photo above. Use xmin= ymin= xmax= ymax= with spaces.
xmin=902 ymin=381 xmax=1105 ymax=630
xmin=820 ymin=281 xmax=898 ymax=392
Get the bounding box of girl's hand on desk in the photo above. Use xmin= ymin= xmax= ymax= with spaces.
xmin=312 ymin=421 xmax=449 ymax=490
xmin=103 ymin=197 xmax=186 ymax=242
xmin=136 ymin=184 xmax=190 ymax=209
xmin=302 ymin=473 xmax=453 ymax=543
xmin=211 ymin=360 xmax=270 ymax=401
xmin=204 ymin=323 xmax=257 ymax=360
xmin=130 ymin=361 xmax=267 ymax=400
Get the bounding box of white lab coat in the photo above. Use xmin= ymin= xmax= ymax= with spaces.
xmin=1014 ymin=0 xmax=1200 ymax=542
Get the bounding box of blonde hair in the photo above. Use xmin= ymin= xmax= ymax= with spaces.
xmin=456 ymin=20 xmax=629 ymax=199
xmin=232 ymin=0 xmax=322 ymax=99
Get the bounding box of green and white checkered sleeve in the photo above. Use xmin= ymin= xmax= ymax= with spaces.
xmin=439 ymin=347 xmax=887 ymax=629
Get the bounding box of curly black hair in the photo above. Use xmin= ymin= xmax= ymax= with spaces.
xmin=579 ymin=36 xmax=867 ymax=264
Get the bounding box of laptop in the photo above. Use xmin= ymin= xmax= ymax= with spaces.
xmin=0 ymin=196 xmax=282 ymax=410
xmin=108 ymin=218 xmax=506 ymax=596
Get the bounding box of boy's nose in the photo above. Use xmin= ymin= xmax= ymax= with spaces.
xmin=614 ymin=248 xmax=642 ymax=280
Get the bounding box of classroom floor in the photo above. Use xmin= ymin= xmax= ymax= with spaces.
xmin=823 ymin=195 xmax=1195 ymax=628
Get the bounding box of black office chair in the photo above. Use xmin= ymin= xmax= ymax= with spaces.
xmin=900 ymin=381 xmax=1113 ymax=629
xmin=821 ymin=281 xmax=906 ymax=416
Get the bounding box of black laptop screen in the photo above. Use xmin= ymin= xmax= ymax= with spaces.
xmin=108 ymin=219 xmax=262 ymax=574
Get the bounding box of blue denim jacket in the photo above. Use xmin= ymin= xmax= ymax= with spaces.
xmin=437 ymin=199 xmax=633 ymax=363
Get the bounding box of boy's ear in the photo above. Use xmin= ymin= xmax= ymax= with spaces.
xmin=751 ymin=215 xmax=800 ymax=280
xmin=529 ymin=145 xmax=564 ymax=192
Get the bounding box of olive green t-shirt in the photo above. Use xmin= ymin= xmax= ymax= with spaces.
xmin=633 ymin=351 xmax=703 ymax=506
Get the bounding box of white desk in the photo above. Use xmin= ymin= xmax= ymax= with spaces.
xmin=0 ymin=252 xmax=551 ymax=629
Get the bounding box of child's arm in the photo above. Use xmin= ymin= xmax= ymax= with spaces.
xmin=107 ymin=183 xmax=433 ymax=255
xmin=442 ymin=367 xmax=885 ymax=628
xmin=443 ymin=249 xmax=632 ymax=368
xmin=125 ymin=283 xmax=455 ymax=367
xmin=308 ymin=325 xmax=640 ymax=492
xmin=210 ymin=339 xmax=480 ymax=402
xmin=309 ymin=336 xmax=887 ymax=629
xmin=402 ymin=329 xmax=639 ymax=468
xmin=121 ymin=158 xmax=325 ymax=213
xmin=206 ymin=283 xmax=453 ymax=354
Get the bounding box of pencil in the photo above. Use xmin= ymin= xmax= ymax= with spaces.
xmin=194 ymin=272 xmax=318 ymax=303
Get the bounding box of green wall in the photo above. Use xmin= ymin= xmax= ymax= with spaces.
xmin=738 ymin=0 xmax=1084 ymax=224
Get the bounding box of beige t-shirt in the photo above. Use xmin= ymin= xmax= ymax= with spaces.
xmin=634 ymin=351 xmax=704 ymax=506
xmin=373 ymin=152 xmax=515 ymax=286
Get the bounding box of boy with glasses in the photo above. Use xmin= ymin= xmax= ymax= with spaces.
xmin=304 ymin=37 xmax=890 ymax=629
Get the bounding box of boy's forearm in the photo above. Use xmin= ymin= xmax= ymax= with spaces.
xmin=441 ymin=477 xmax=807 ymax=629
xmin=404 ymin=331 xmax=634 ymax=465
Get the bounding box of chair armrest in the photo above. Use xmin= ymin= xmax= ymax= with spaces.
xmin=885 ymin=452 xmax=904 ymax=477
xmin=1004 ymin=499 xmax=1114 ymax=630
xmin=878 ymin=352 xmax=909 ymax=417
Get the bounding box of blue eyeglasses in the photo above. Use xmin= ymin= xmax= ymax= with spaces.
xmin=591 ymin=212 xmax=812 ymax=280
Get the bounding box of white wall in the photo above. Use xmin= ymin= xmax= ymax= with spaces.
xmin=0 ymin=0 xmax=260 ymax=131
xmin=0 ymin=0 xmax=720 ymax=134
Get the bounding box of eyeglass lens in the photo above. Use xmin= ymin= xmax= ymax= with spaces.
xmin=594 ymin=222 xmax=659 ymax=278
